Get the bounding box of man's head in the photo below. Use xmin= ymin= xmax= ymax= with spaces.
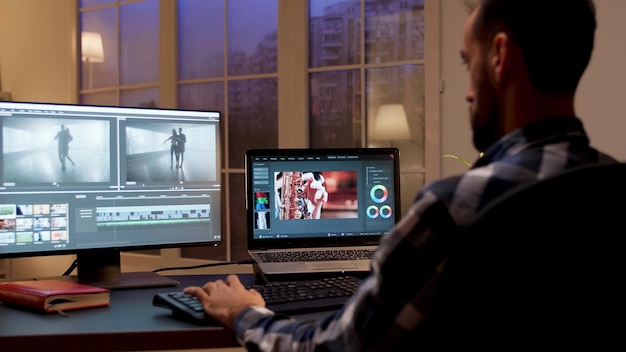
xmin=461 ymin=0 xmax=596 ymax=152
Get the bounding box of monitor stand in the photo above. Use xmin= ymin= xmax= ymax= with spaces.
xmin=47 ymin=250 xmax=179 ymax=290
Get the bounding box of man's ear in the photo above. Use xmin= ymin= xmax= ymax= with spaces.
xmin=490 ymin=32 xmax=509 ymax=84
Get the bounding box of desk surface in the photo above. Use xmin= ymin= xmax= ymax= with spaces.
xmin=0 ymin=273 xmax=328 ymax=351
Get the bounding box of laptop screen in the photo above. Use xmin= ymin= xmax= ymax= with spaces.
xmin=245 ymin=148 xmax=401 ymax=250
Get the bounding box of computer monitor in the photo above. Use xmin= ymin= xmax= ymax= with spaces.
xmin=0 ymin=101 xmax=222 ymax=289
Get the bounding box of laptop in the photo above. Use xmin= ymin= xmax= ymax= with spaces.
xmin=245 ymin=148 xmax=401 ymax=280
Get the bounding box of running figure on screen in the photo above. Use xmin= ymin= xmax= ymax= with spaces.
xmin=54 ymin=124 xmax=74 ymax=170
xmin=163 ymin=128 xmax=179 ymax=168
xmin=64 ymin=128 xmax=76 ymax=167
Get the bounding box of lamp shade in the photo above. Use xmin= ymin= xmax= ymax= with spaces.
xmin=373 ymin=104 xmax=411 ymax=141
xmin=81 ymin=32 xmax=104 ymax=63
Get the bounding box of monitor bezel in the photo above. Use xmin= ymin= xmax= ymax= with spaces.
xmin=245 ymin=147 xmax=401 ymax=250
xmin=0 ymin=101 xmax=223 ymax=288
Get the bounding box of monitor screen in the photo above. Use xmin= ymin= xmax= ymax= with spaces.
xmin=0 ymin=101 xmax=222 ymax=289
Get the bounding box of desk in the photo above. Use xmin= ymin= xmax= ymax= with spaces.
xmin=0 ymin=273 xmax=329 ymax=351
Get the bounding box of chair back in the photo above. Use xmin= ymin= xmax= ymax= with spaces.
xmin=424 ymin=163 xmax=626 ymax=348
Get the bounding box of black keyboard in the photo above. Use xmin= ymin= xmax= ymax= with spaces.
xmin=153 ymin=275 xmax=361 ymax=324
xmin=258 ymin=249 xmax=374 ymax=262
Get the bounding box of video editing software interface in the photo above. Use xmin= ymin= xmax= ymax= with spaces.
xmin=249 ymin=149 xmax=399 ymax=241
xmin=0 ymin=102 xmax=222 ymax=257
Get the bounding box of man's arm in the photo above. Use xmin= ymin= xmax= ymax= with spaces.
xmin=184 ymin=189 xmax=457 ymax=350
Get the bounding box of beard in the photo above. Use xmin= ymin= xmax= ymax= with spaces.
xmin=471 ymin=62 xmax=502 ymax=153
xmin=472 ymin=108 xmax=500 ymax=153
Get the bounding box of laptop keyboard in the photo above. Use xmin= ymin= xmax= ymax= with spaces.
xmin=249 ymin=275 xmax=360 ymax=313
xmin=153 ymin=275 xmax=361 ymax=324
xmin=258 ymin=249 xmax=375 ymax=262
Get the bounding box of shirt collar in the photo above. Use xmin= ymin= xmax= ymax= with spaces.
xmin=473 ymin=117 xmax=588 ymax=168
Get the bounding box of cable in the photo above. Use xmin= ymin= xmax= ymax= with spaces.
xmin=152 ymin=259 xmax=255 ymax=273
xmin=63 ymin=257 xmax=254 ymax=275
xmin=62 ymin=258 xmax=78 ymax=276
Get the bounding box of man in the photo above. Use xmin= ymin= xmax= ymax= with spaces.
xmin=184 ymin=0 xmax=615 ymax=350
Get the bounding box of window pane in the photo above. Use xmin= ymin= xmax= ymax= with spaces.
xmin=80 ymin=91 xmax=118 ymax=106
xmin=120 ymin=87 xmax=159 ymax=108
xmin=364 ymin=0 xmax=425 ymax=64
xmin=228 ymin=78 xmax=278 ymax=168
xmin=309 ymin=0 xmax=361 ymax=68
xmin=310 ymin=70 xmax=360 ymax=148
xmin=178 ymin=83 xmax=224 ymax=112
xmin=229 ymin=173 xmax=248 ymax=261
xmin=120 ymin=0 xmax=159 ymax=85
xmin=366 ymin=65 xmax=424 ymax=208
xmin=178 ymin=0 xmax=225 ymax=79
xmin=228 ymin=0 xmax=278 ymax=75
xmin=179 ymin=83 xmax=226 ymax=170
xmin=80 ymin=8 xmax=118 ymax=89
xmin=400 ymin=171 xmax=424 ymax=218
xmin=366 ymin=65 xmax=424 ymax=216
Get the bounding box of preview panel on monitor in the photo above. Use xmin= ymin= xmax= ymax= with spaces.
xmin=0 ymin=102 xmax=222 ymax=261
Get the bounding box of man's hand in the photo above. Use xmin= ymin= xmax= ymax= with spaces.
xmin=183 ymin=274 xmax=265 ymax=329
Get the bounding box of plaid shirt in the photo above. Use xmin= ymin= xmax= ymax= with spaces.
xmin=234 ymin=116 xmax=616 ymax=351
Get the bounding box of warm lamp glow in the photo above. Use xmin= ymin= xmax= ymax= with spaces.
xmin=81 ymin=32 xmax=104 ymax=63
xmin=372 ymin=104 xmax=411 ymax=141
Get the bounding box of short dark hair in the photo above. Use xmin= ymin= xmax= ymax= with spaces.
xmin=470 ymin=0 xmax=596 ymax=95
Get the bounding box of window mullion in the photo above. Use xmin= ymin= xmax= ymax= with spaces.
xmin=424 ymin=0 xmax=440 ymax=183
xmin=159 ymin=0 xmax=178 ymax=109
xmin=277 ymin=0 xmax=308 ymax=148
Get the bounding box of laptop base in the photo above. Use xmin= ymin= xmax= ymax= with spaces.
xmin=253 ymin=262 xmax=369 ymax=283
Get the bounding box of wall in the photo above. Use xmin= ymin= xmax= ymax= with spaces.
xmin=576 ymin=1 xmax=626 ymax=160
xmin=440 ymin=0 xmax=626 ymax=177
xmin=0 ymin=0 xmax=76 ymax=103
xmin=0 ymin=0 xmax=77 ymax=278
xmin=440 ymin=0 xmax=474 ymax=177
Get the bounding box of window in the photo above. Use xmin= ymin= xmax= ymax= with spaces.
xmin=79 ymin=0 xmax=160 ymax=107
xmin=309 ymin=0 xmax=430 ymax=215
xmin=78 ymin=0 xmax=438 ymax=265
